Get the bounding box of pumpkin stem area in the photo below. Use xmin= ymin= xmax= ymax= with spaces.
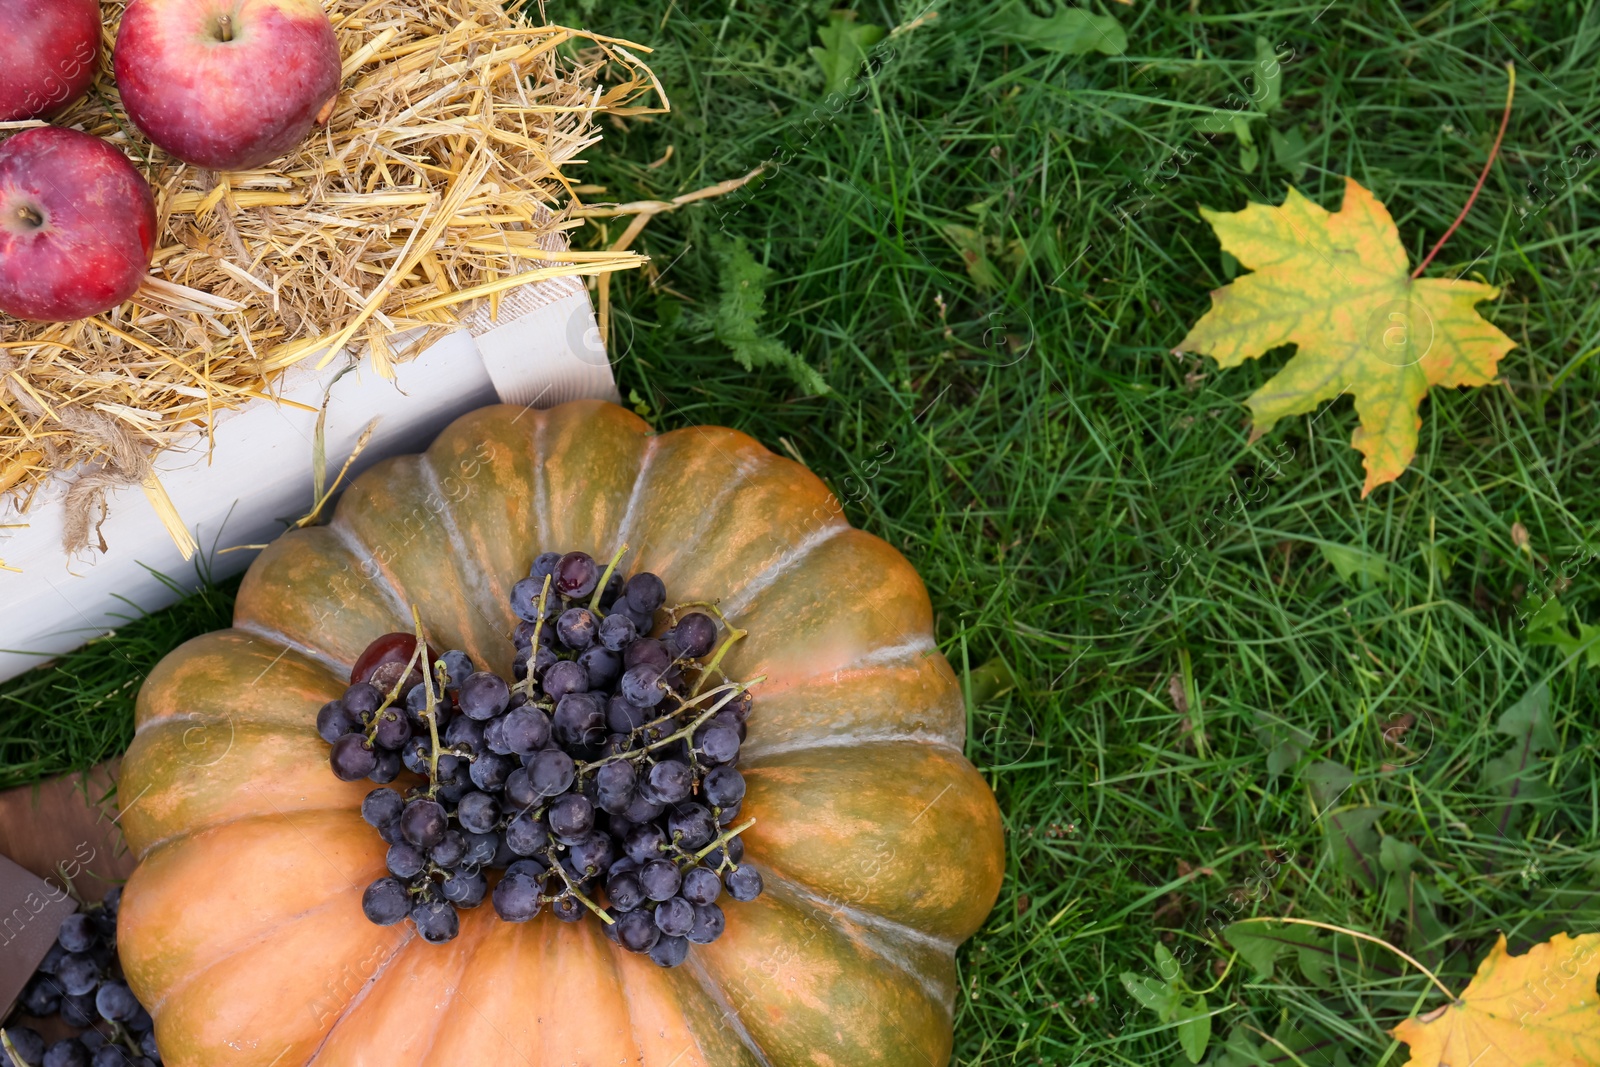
xmin=320 ymin=547 xmax=764 ymax=962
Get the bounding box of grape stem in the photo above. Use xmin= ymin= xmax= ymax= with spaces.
xmin=517 ymin=573 xmax=554 ymax=700
xmin=689 ymin=626 xmax=747 ymax=697
xmin=539 ymin=844 xmax=616 ymax=924
xmin=578 ymin=679 xmax=762 ymax=775
xmin=366 ymin=630 xmax=427 ymax=745
xmin=689 ymin=816 xmax=756 ymax=865
xmin=590 ymin=543 xmax=630 ymax=616
xmin=412 ymin=606 xmax=446 ymax=796
xmin=0 ymin=1029 xmax=35 ymax=1067
xmin=668 ymin=600 xmax=729 ymax=625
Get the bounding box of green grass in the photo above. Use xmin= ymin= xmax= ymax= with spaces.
xmin=7 ymin=1 xmax=1600 ymax=1064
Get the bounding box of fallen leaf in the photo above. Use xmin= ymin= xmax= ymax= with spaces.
xmin=1175 ymin=178 xmax=1515 ymax=495
xmin=1392 ymin=931 xmax=1600 ymax=1067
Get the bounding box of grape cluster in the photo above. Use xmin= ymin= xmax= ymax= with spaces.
xmin=3 ymin=889 xmax=163 ymax=1067
xmin=316 ymin=549 xmax=763 ymax=967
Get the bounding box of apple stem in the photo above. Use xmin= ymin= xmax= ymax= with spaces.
xmin=215 ymin=14 xmax=234 ymax=42
xmin=14 ymin=205 xmax=42 ymax=229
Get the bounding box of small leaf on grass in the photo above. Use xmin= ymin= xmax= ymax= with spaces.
xmin=1318 ymin=542 xmax=1390 ymax=586
xmin=1268 ymin=125 xmax=1309 ymax=180
xmin=1481 ymin=684 xmax=1558 ymax=839
xmin=1175 ymin=995 xmax=1211 ymax=1063
xmin=1304 ymin=760 xmax=1353 ymax=809
xmin=1525 ymin=595 xmax=1600 ymax=668
xmin=940 ymin=224 xmax=1004 ymax=290
xmin=809 ymin=11 xmax=886 ymax=96
xmin=1224 ymin=921 xmax=1396 ymax=990
xmin=1324 ymin=806 xmax=1384 ymax=891
xmin=686 ymin=238 xmax=829 ymax=395
xmin=992 ymin=2 xmax=1126 ymax=56
xmin=1251 ymin=710 xmax=1312 ymax=780
xmin=1119 ymin=972 xmax=1178 ymax=1015
xmin=1252 ymin=37 xmax=1282 ymax=113
xmin=1175 ymin=179 xmax=1516 ymax=496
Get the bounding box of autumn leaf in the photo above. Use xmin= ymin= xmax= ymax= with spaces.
xmin=1175 ymin=178 xmax=1515 ymax=495
xmin=1392 ymin=932 xmax=1600 ymax=1067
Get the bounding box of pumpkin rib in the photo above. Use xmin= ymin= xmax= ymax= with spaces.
xmin=610 ymin=431 xmax=662 ymax=551
xmin=743 ymin=731 xmax=960 ymax=762
xmin=751 ymin=632 xmax=941 ymax=697
xmin=529 ymin=406 xmax=553 ymax=546
xmin=301 ymin=928 xmax=432 ymax=1067
xmin=232 ymin=618 xmax=351 ymax=683
xmin=324 ymin=515 xmax=415 ymax=629
xmin=416 ymin=447 xmax=515 ymax=657
xmin=134 ymin=631 xmax=343 ymax=735
xmin=680 ymin=956 xmax=776 ymax=1067
xmin=717 ymin=521 xmax=848 ymax=620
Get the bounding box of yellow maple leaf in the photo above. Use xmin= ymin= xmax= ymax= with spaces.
xmin=1175 ymin=177 xmax=1515 ymax=496
xmin=1392 ymin=932 xmax=1600 ymax=1067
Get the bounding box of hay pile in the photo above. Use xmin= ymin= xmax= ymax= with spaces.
xmin=0 ymin=0 xmax=660 ymax=552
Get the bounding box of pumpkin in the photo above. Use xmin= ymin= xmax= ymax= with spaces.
xmin=116 ymin=400 xmax=1004 ymax=1067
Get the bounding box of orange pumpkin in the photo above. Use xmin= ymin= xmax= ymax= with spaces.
xmin=116 ymin=400 xmax=1004 ymax=1067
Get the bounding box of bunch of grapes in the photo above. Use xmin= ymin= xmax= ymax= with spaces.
xmin=3 ymin=889 xmax=163 ymax=1067
xmin=316 ymin=549 xmax=763 ymax=967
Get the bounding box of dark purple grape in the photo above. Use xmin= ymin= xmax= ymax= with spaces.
xmin=330 ymin=733 xmax=379 ymax=780
xmin=669 ymin=612 xmax=717 ymax=658
xmin=648 ymin=933 xmax=689 ymax=968
xmin=401 ymin=736 xmax=430 ymax=775
xmin=699 ymin=725 xmax=741 ymax=765
xmin=668 ymin=804 xmax=718 ymax=850
xmin=386 ymin=842 xmax=426 ymax=879
xmin=469 ymin=751 xmax=514 ymax=792
xmin=444 ymin=715 xmax=485 ymax=754
xmin=502 ymin=706 xmax=551 ymax=755
xmin=621 ymin=792 xmax=665 ymax=824
xmin=578 ymin=646 xmax=622 ymax=690
xmin=598 ymin=612 xmax=637 ymax=651
xmin=555 ymin=551 xmax=600 ymax=598
xmin=615 ymin=908 xmax=660 ymax=953
xmin=510 ymin=576 xmax=551 ymax=622
xmin=440 ymin=867 xmax=487 ymax=907
xmin=606 ymin=870 xmax=647 ymax=911
xmin=20 ymin=976 xmax=60 ymax=1015
xmin=57 ymin=912 xmax=96 ymax=953
xmin=369 ymin=748 xmax=402 ymax=784
xmin=530 ymin=551 xmax=562 ymax=579
xmin=703 ymin=765 xmax=746 ymax=807
xmin=137 ymin=1030 xmax=159 ymax=1061
xmin=456 ymin=790 xmax=499 ymax=834
xmin=682 ymin=866 xmax=721 ymax=905
xmin=715 ymin=802 xmax=743 ymax=827
xmin=620 ymin=665 xmax=666 ymax=708
xmin=700 ymin=834 xmax=739 ymax=871
xmin=567 ymin=832 xmax=615 ymax=878
xmin=493 ymin=870 xmax=543 ymax=922
xmin=378 ymin=814 xmax=404 ymax=846
xmin=503 ymin=766 xmax=539 ymax=810
xmin=557 ymin=607 xmax=598 ymax=649
xmin=548 ymin=793 xmax=595 ymax=842
xmin=647 ymin=760 xmax=692 ymax=803
xmin=512 ymin=618 xmax=538 ymax=651
xmin=550 ymin=893 xmax=584 ymax=923
xmin=362 ymin=877 xmax=411 ymax=925
xmin=429 ymin=830 xmax=468 ymax=868
xmin=59 ymin=992 xmax=96 ymax=1028
xmin=343 ymin=681 xmax=382 ymax=720
xmin=639 ymin=858 xmax=682 ymax=901
xmin=724 ymin=865 xmax=763 ymax=902
xmin=543 ymin=659 xmax=589 ymax=701
xmin=43 ymin=1039 xmax=89 ymax=1067
xmin=400 ymin=799 xmax=448 ymax=849
xmin=78 ymin=1032 xmax=104 ymax=1054
xmin=625 ymin=572 xmax=665 ymax=613
xmin=552 ymin=692 xmax=605 ymax=750
xmin=505 ymin=810 xmax=550 ymax=855
xmin=623 ymin=638 xmax=670 ymax=671
xmin=362 ymin=787 xmax=405 ymax=829
xmin=372 ymin=708 xmax=411 ymax=749
xmin=483 ymin=714 xmax=512 ymax=755
xmin=411 ymin=901 xmax=460 ymax=943
xmin=316 ymin=699 xmax=357 ymax=742
xmin=595 ymin=760 xmax=636 ymax=814
xmin=527 ymin=748 xmax=576 ymax=797
xmin=94 ymin=980 xmax=139 ymax=1023
xmin=606 ymin=694 xmax=647 ymax=734
xmin=435 ymin=648 xmax=470 ymax=688
xmin=688 ymin=902 xmax=725 ymax=944
xmin=90 ymin=1044 xmax=124 ymax=1067
xmin=2 ymin=1030 xmax=43 ymax=1067
xmin=654 ymin=895 xmax=695 ymax=937
xmin=57 ymin=953 xmax=99 ymax=996
xmin=459 ymin=672 xmax=510 ymax=720
xmin=101 ymin=886 xmax=122 ymax=917
xmin=461 ymin=830 xmax=499 ymax=868
xmin=599 ymin=570 xmax=624 ymax=606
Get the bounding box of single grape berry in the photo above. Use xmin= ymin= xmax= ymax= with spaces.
xmin=699 ymin=725 xmax=741 ymax=764
xmin=623 ymin=639 xmax=670 ymax=672
xmin=615 ymin=908 xmax=660 ymax=953
xmin=492 ymin=870 xmax=543 ymax=922
xmin=552 ymin=692 xmax=606 ymax=749
xmin=578 ymin=646 xmax=622 ymax=689
xmin=20 ymin=977 xmax=60 ymax=1016
xmin=501 ymin=706 xmax=551 ymax=755
xmin=527 ymin=747 xmax=576 ymax=797
xmin=469 ymin=751 xmax=514 ymax=792
xmin=648 ymin=933 xmax=690 ymax=968
xmin=550 ymin=894 xmax=585 ymax=923
xmin=548 ymin=793 xmax=596 ymax=842
xmin=57 ymin=912 xmax=97 ymax=953
xmin=543 ymin=659 xmax=589 ymax=701
xmin=639 ymin=858 xmax=682 ymax=902
xmin=362 ymin=787 xmax=405 ymax=829
xmin=510 ymin=577 xmax=550 ymax=622
xmin=59 ymin=992 xmax=96 ymax=1028
xmin=440 ymin=868 xmax=488 ymax=908
xmin=43 ymin=1039 xmax=89 ymax=1067
xmin=557 ymin=607 xmax=598 ymax=649
xmin=330 ymin=733 xmax=379 ymax=780
xmin=2 ymin=1030 xmax=44 ymax=1067
xmin=682 ymin=866 xmax=722 ymax=906
xmin=316 ymin=699 xmax=357 ymax=742
xmin=386 ymin=842 xmax=426 ymax=880
xmin=457 ymin=790 xmax=499 ymax=834
xmin=703 ymin=765 xmax=747 ymax=807
xmin=362 ymin=877 xmax=411 ymax=925
xmin=429 ymin=830 xmax=469 ymax=868
xmin=670 ymin=612 xmax=718 ymax=658
xmin=606 ymin=870 xmax=647 ymax=912
xmin=598 ymin=612 xmax=637 ymax=651
xmin=411 ymin=901 xmax=460 ymax=944
xmin=343 ymin=681 xmax=383 ymax=721
xmin=647 ymin=760 xmax=693 ymax=804
xmin=624 ymin=572 xmax=665 ymax=614
xmin=667 ymin=803 xmax=717 ymax=849
xmin=554 ymin=551 xmax=600 ymax=598
xmin=724 ymin=865 xmax=763 ymax=902
xmin=400 ymin=798 xmax=448 ymax=849
xmin=459 ymin=671 xmax=511 ymax=720
xmin=654 ymin=896 xmax=695 ymax=937
xmin=505 ymin=810 xmax=550 ymax=855
xmin=620 ymin=665 xmax=666 ymax=708
xmin=624 ymin=822 xmax=667 ymax=864
xmin=688 ymin=902 xmax=726 ymax=944
xmin=567 ymin=832 xmax=615 ymax=878
xmin=372 ymin=709 xmax=411 ymax=750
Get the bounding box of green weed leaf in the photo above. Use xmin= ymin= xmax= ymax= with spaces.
xmin=993 ymin=3 xmax=1126 ymax=56
xmin=809 ymin=11 xmax=886 ymax=96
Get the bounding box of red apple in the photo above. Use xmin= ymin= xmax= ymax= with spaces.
xmin=0 ymin=128 xmax=156 ymax=322
xmin=0 ymin=0 xmax=102 ymax=121
xmin=113 ymin=0 xmax=341 ymax=171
